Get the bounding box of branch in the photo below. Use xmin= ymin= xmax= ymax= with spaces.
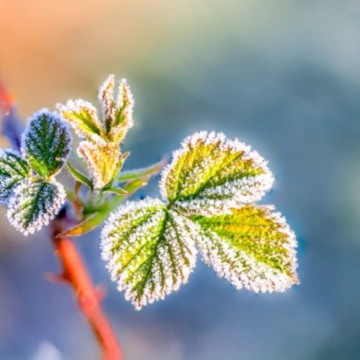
xmin=0 ymin=78 xmax=12 ymax=115
xmin=51 ymin=215 xmax=123 ymax=360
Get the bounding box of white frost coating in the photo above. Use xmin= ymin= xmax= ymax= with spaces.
xmin=7 ymin=179 xmax=66 ymax=236
xmin=21 ymin=108 xmax=73 ymax=175
xmin=0 ymin=149 xmax=29 ymax=205
xmin=101 ymin=198 xmax=198 ymax=310
xmin=159 ymin=131 xmax=274 ymax=215
xmin=56 ymin=100 xmax=105 ymax=145
xmin=196 ymin=206 xmax=298 ymax=293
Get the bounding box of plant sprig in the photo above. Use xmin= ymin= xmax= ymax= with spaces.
xmin=0 ymin=75 xmax=299 ymax=311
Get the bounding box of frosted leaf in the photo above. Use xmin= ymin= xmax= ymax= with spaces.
xmin=101 ymin=198 xmax=198 ymax=310
xmin=97 ymin=76 xmax=134 ymax=142
xmin=7 ymin=178 xmax=66 ymax=236
xmin=98 ymin=75 xmax=115 ymax=133
xmin=160 ymin=131 xmax=274 ymax=215
xmin=0 ymin=149 xmax=30 ymax=205
xmin=21 ymin=109 xmax=72 ymax=179
xmin=192 ymin=205 xmax=299 ymax=293
xmin=78 ymin=141 xmax=121 ymax=189
xmin=110 ymin=78 xmax=134 ymax=143
xmin=57 ymin=100 xmax=105 ymax=144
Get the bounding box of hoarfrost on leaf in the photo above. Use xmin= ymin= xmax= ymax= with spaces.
xmin=21 ymin=109 xmax=72 ymax=179
xmin=192 ymin=205 xmax=299 ymax=293
xmin=7 ymin=178 xmax=66 ymax=236
xmin=77 ymin=141 xmax=121 ymax=189
xmin=0 ymin=149 xmax=30 ymax=205
xmin=101 ymin=198 xmax=197 ymax=310
xmin=57 ymin=100 xmax=105 ymax=144
xmin=160 ymin=131 xmax=274 ymax=216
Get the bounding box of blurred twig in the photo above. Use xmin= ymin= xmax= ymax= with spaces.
xmin=0 ymin=79 xmax=23 ymax=150
xmin=51 ymin=211 xmax=123 ymax=360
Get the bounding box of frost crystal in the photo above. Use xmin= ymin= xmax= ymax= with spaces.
xmin=7 ymin=178 xmax=66 ymax=236
xmin=21 ymin=109 xmax=72 ymax=179
xmin=0 ymin=149 xmax=30 ymax=205
xmin=101 ymin=198 xmax=197 ymax=310
xmin=57 ymin=76 xmax=134 ymax=189
xmin=160 ymin=131 xmax=274 ymax=215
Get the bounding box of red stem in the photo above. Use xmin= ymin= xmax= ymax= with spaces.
xmin=51 ymin=221 xmax=123 ymax=360
xmin=0 ymin=80 xmax=12 ymax=115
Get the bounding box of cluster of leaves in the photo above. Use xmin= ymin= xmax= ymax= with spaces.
xmin=57 ymin=75 xmax=133 ymax=190
xmin=0 ymin=110 xmax=71 ymax=235
xmin=0 ymin=76 xmax=299 ymax=310
xmin=101 ymin=131 xmax=299 ymax=309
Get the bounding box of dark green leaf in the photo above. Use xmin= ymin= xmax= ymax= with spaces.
xmin=0 ymin=150 xmax=30 ymax=204
xmin=21 ymin=109 xmax=72 ymax=178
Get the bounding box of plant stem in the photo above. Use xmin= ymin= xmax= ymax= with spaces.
xmin=51 ymin=217 xmax=123 ymax=360
xmin=0 ymin=78 xmax=12 ymax=115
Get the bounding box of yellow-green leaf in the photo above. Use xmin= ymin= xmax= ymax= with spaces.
xmin=192 ymin=205 xmax=299 ymax=293
xmin=101 ymin=198 xmax=198 ymax=310
xmin=160 ymin=131 xmax=274 ymax=215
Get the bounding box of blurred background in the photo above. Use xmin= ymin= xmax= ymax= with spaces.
xmin=1 ymin=0 xmax=360 ymax=359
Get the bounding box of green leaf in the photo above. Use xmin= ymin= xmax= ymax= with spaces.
xmin=103 ymin=187 xmax=129 ymax=196
xmin=98 ymin=76 xmax=135 ymax=142
xmin=106 ymin=151 xmax=129 ymax=188
xmin=101 ymin=198 xmax=198 ymax=310
xmin=21 ymin=109 xmax=72 ymax=179
xmin=192 ymin=205 xmax=299 ymax=293
xmin=110 ymin=79 xmax=134 ymax=142
xmin=66 ymin=161 xmax=92 ymax=188
xmin=160 ymin=131 xmax=274 ymax=215
xmin=56 ymin=213 xmax=98 ymax=238
xmin=98 ymin=74 xmax=115 ymax=133
xmin=57 ymin=100 xmax=105 ymax=143
xmin=0 ymin=150 xmax=30 ymax=205
xmin=7 ymin=178 xmax=66 ymax=236
xmin=117 ymin=157 xmax=167 ymax=182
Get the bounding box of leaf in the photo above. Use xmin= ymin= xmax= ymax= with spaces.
xmin=192 ymin=205 xmax=299 ymax=293
xmin=77 ymin=141 xmax=121 ymax=189
xmin=103 ymin=187 xmax=129 ymax=196
xmin=66 ymin=161 xmax=92 ymax=188
xmin=7 ymin=178 xmax=66 ymax=236
xmin=57 ymin=100 xmax=105 ymax=143
xmin=160 ymin=131 xmax=274 ymax=215
xmin=117 ymin=157 xmax=167 ymax=182
xmin=101 ymin=198 xmax=198 ymax=310
xmin=56 ymin=213 xmax=98 ymax=238
xmin=106 ymin=151 xmax=129 ymax=188
xmin=0 ymin=150 xmax=30 ymax=205
xmin=98 ymin=74 xmax=115 ymax=133
xmin=110 ymin=79 xmax=134 ymax=143
xmin=21 ymin=109 xmax=72 ymax=179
